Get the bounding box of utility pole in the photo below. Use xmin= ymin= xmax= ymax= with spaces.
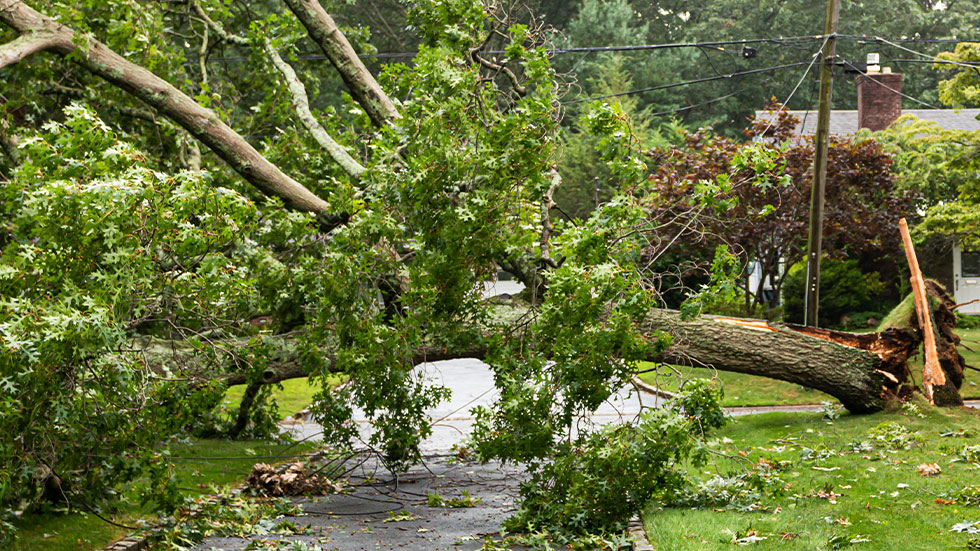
xmin=804 ymin=0 xmax=841 ymax=327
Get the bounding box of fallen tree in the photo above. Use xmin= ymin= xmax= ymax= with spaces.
xmin=644 ymin=279 xmax=966 ymax=413
xmin=1 ymin=1 xmax=966 ymax=540
xmin=140 ymin=278 xmax=965 ymax=423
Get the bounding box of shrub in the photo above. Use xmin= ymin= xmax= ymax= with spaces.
xmin=957 ymin=312 xmax=980 ymax=329
xmin=782 ymin=259 xmax=887 ymax=326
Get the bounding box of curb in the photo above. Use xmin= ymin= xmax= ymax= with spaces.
xmin=628 ymin=515 xmax=654 ymax=551
xmin=103 ymin=537 xmax=148 ymax=551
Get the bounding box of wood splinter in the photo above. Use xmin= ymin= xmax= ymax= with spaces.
xmin=898 ymin=218 xmax=946 ymax=403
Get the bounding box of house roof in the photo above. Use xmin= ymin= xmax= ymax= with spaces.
xmin=752 ymin=108 xmax=980 ymax=135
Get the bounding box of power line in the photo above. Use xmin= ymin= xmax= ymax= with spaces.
xmin=204 ymin=34 xmax=832 ymax=64
xmin=849 ymin=36 xmax=980 ymax=44
xmin=870 ymin=35 xmax=980 ymax=70
xmin=756 ymin=36 xmax=828 ymax=137
xmin=201 ymin=35 xmax=980 ymax=65
xmin=850 ymin=69 xmax=941 ymax=109
xmin=642 ymin=91 xmax=741 ymax=118
xmin=882 ymin=58 xmax=980 ymax=66
xmin=559 ymin=60 xmax=813 ymax=106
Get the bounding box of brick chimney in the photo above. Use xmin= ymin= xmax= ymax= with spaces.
xmin=857 ymin=69 xmax=903 ymax=131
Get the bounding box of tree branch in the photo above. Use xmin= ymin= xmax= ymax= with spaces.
xmin=472 ymin=52 xmax=526 ymax=96
xmin=263 ymin=39 xmax=366 ymax=178
xmin=282 ymin=0 xmax=400 ymax=127
xmin=0 ymin=30 xmax=58 ymax=70
xmin=191 ymin=0 xmax=249 ymax=46
xmin=0 ymin=1 xmax=343 ymax=227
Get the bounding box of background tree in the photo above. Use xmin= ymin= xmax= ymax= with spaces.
xmin=874 ymin=42 xmax=980 ymax=250
xmin=643 ymin=106 xmax=919 ymax=317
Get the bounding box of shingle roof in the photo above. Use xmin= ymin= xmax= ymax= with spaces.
xmin=752 ymin=108 xmax=980 ymax=135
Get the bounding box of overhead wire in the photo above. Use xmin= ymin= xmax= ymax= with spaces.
xmin=641 ymin=91 xmax=741 ymax=118
xmin=870 ymin=35 xmax=980 ymax=71
xmin=755 ymin=35 xmax=829 ymax=136
xmin=203 ymin=34 xmax=832 ymax=64
xmin=199 ymin=35 xmax=980 ymax=65
xmin=850 ymin=65 xmax=942 ymax=109
xmin=560 ymin=60 xmax=814 ymax=105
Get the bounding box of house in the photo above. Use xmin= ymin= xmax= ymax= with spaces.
xmin=753 ymin=61 xmax=980 ymax=313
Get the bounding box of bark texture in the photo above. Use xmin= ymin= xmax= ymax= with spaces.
xmin=263 ymin=39 xmax=366 ymax=178
xmin=0 ymin=30 xmax=57 ymax=69
xmin=920 ymin=280 xmax=965 ymax=406
xmin=643 ymin=309 xmax=896 ymax=413
xmin=282 ymin=0 xmax=400 ymax=127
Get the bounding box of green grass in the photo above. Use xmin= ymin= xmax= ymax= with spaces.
xmin=644 ymin=402 xmax=980 ymax=550
xmin=11 ymin=436 xmax=320 ymax=551
xmin=13 ymin=375 xmax=332 ymax=551
xmin=638 ymin=363 xmax=834 ymax=407
xmin=11 ymin=437 xmax=318 ymax=551
xmin=222 ymin=376 xmax=328 ymax=419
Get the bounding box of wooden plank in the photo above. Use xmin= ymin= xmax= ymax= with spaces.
xmin=899 ymin=218 xmax=946 ymax=403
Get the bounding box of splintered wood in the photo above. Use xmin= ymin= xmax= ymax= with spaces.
xmin=898 ymin=218 xmax=946 ymax=403
xmin=713 ymin=318 xmax=779 ymax=332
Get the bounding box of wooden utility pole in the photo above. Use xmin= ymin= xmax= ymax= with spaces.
xmin=804 ymin=0 xmax=841 ymax=327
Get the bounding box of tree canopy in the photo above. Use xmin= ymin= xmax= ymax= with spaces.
xmin=0 ymin=0 xmax=713 ymax=543
xmin=0 ymin=1 xmax=974 ymax=546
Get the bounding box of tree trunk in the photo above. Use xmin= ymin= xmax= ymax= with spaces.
xmin=642 ymin=309 xmax=904 ymax=413
xmin=282 ymin=0 xmax=400 ymax=128
xmin=643 ymin=279 xmax=967 ymax=412
xmin=134 ymin=282 xmax=966 ymax=416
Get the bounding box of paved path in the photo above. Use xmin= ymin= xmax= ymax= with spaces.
xmin=195 ymin=455 xmax=525 ymax=551
xmin=282 ymin=355 xmax=660 ymax=453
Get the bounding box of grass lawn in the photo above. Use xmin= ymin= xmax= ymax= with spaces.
xmin=644 ymin=402 xmax=980 ymax=550
xmin=222 ymin=376 xmax=326 ymax=419
xmin=13 ymin=376 xmax=330 ymax=551
xmin=11 ymin=427 xmax=320 ymax=551
xmin=637 ymin=363 xmax=833 ymax=407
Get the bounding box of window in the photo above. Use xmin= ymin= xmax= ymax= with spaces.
xmin=963 ymin=251 xmax=980 ymax=277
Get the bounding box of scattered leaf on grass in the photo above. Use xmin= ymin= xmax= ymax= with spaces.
xmin=952 ymin=521 xmax=980 ymax=534
xmin=917 ymin=462 xmax=942 ymax=476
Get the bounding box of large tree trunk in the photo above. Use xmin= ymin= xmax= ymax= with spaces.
xmin=135 ymin=282 xmax=966 ymax=418
xmin=282 ymin=0 xmax=400 ymax=127
xmin=643 ymin=310 xmax=908 ymax=413
xmin=643 ymin=280 xmax=966 ymax=413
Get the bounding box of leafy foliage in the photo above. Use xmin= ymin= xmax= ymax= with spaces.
xmin=644 ymin=106 xmax=918 ymax=315
xmin=874 ymin=44 xmax=980 ymax=248
xmin=1 ymin=1 xmax=922 ymax=545
xmin=0 ymin=104 xmax=320 ymax=522
xmin=782 ymin=259 xmax=887 ymax=326
xmin=504 ymin=380 xmax=725 ymax=537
